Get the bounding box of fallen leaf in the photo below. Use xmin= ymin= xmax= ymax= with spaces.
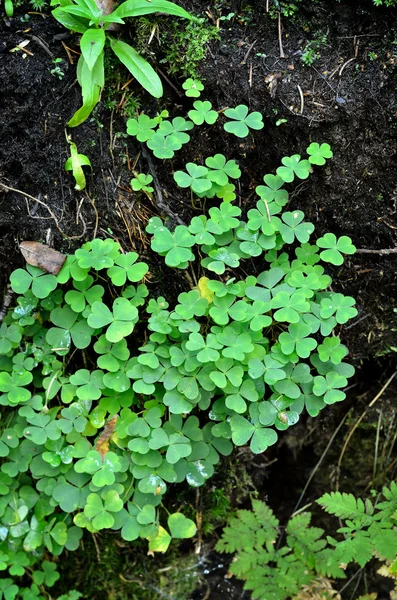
xmin=96 ymin=415 xmax=118 ymax=459
xmin=20 ymin=241 xmax=66 ymax=275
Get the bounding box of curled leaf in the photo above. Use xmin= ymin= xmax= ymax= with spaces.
xmin=19 ymin=241 xmax=66 ymax=275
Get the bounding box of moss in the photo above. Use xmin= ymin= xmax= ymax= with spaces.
xmin=54 ymin=533 xmax=202 ymax=600
xmin=131 ymin=15 xmax=220 ymax=79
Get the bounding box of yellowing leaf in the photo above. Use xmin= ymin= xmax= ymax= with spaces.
xmin=196 ymin=277 xmax=214 ymax=304
xmin=147 ymin=526 xmax=171 ymax=553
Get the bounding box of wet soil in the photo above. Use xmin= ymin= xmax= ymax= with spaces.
xmin=1 ymin=0 xmax=397 ymax=598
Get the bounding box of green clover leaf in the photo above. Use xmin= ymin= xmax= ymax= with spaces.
xmin=146 ymin=132 xmax=181 ymax=159
xmin=0 ymin=579 xmax=19 ymax=600
xmin=224 ymin=105 xmax=264 ymax=138
xmin=24 ymin=414 xmax=61 ymax=445
xmin=64 ymin=275 xmax=104 ymax=313
xmin=174 ymin=163 xmax=212 ymax=194
xmin=272 ymin=290 xmax=310 ymax=324
xmin=168 ymin=513 xmax=197 ymax=538
xmin=175 ymin=290 xmax=209 ymax=320
xmin=208 ymin=202 xmax=241 ymax=233
xmin=131 ymin=173 xmax=154 ymax=193
xmin=88 ymin=298 xmax=138 ymax=343
xmin=276 ymin=154 xmax=311 ymax=183
xmin=69 ymin=369 xmax=105 ymax=400
xmin=188 ymin=215 xmax=217 ymax=246
xmin=126 ymin=114 xmax=158 ymax=142
xmin=107 ymin=252 xmax=149 ymax=286
xmin=0 ymin=370 xmax=32 ymax=404
xmin=319 ymin=293 xmax=358 ymax=324
xmin=316 ymin=233 xmax=356 ymax=265
xmin=279 ymin=322 xmax=317 ymax=358
xmin=205 ymin=247 xmax=240 ymax=275
xmin=158 ymin=117 xmax=194 ymax=146
xmin=75 ymin=450 xmax=127 ymax=487
xmin=47 ymin=306 xmax=94 ymax=354
xmin=188 ymin=100 xmax=218 ymax=125
xmin=307 ymin=142 xmax=333 ymax=165
xmin=186 ymin=332 xmax=222 ymax=363
xmin=84 ymin=490 xmax=123 ymax=529
xmin=247 ymin=200 xmax=282 ymax=236
xmin=205 ymin=154 xmax=241 ymax=186
xmin=313 ymin=371 xmax=347 ymax=404
xmin=150 ymin=224 xmax=195 ymax=268
xmin=75 ymin=238 xmax=120 ymax=270
xmin=229 ymin=414 xmax=278 ymax=454
xmin=182 ymin=78 xmax=204 ymax=97
xmin=317 ymin=337 xmax=348 ymax=364
xmin=10 ymin=265 xmax=58 ymax=299
xmin=279 ymin=211 xmax=314 ymax=244
xmin=256 ymin=174 xmax=289 ymax=207
xmin=0 ymin=323 xmax=22 ymax=355
xmin=32 ymin=561 xmax=60 ymax=587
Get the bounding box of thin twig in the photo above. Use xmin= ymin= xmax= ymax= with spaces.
xmin=278 ymin=12 xmax=285 ymax=58
xmin=339 ymin=57 xmax=356 ymax=77
xmin=0 ymin=182 xmax=84 ymax=239
xmin=156 ymin=67 xmax=183 ymax=97
xmin=27 ymin=34 xmax=53 ymax=58
xmin=0 ymin=286 xmax=13 ymax=323
xmin=336 ymin=371 xmax=397 ymax=491
xmin=292 ymin=410 xmax=351 ymax=514
xmin=241 ymin=39 xmax=257 ymax=65
xmin=297 ymin=83 xmax=304 ymax=114
xmin=141 ymin=146 xmax=184 ymax=224
xmin=356 ymin=247 xmax=397 ymax=255
xmin=91 ymin=533 xmax=101 ymax=562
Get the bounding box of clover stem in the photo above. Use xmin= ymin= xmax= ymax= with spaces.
xmin=263 ymin=199 xmax=271 ymax=222
xmin=44 ymin=370 xmax=61 ymax=409
xmin=122 ymin=477 xmax=135 ymax=502
xmin=160 ymin=502 xmax=171 ymax=517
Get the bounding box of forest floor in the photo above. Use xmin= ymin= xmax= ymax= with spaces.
xmin=1 ymin=0 xmax=397 ymax=597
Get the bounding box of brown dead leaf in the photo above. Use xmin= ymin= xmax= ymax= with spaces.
xmin=20 ymin=241 xmax=66 ymax=275
xmin=96 ymin=415 xmax=119 ymax=460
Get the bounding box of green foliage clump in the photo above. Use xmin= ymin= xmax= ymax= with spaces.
xmin=217 ymin=482 xmax=397 ymax=599
xmin=50 ymin=0 xmax=191 ymax=127
xmin=0 ymin=81 xmax=358 ymax=595
xmin=159 ymin=16 xmax=220 ymax=78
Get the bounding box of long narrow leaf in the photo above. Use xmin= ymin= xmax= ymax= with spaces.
xmin=68 ymin=86 xmax=100 ymax=127
xmin=56 ymin=4 xmax=93 ymax=18
xmin=52 ymin=7 xmax=89 ymax=33
xmin=69 ymin=56 xmax=102 ymax=127
xmin=77 ymin=53 xmax=104 ymax=90
xmin=5 ymin=0 xmax=14 ymax=16
xmin=109 ymin=39 xmax=162 ymax=98
xmin=113 ymin=0 xmax=191 ymax=20
xmin=77 ymin=0 xmax=103 ymax=19
xmin=80 ymin=28 xmax=106 ymax=71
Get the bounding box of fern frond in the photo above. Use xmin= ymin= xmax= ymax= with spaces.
xmin=376 ymin=481 xmax=397 ymax=520
xmin=315 ymin=549 xmax=347 ymax=579
xmin=252 ymin=499 xmax=279 ymax=529
xmin=371 ymin=528 xmax=397 ymax=560
xmin=317 ymin=491 xmax=367 ymax=519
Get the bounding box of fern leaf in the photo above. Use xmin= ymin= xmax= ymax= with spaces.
xmin=252 ymin=499 xmax=279 ymax=529
xmin=317 ymin=491 xmax=367 ymax=519
xmin=315 ymin=549 xmax=347 ymax=579
xmin=372 ymin=528 xmax=397 ymax=560
xmin=376 ymin=481 xmax=397 ymax=520
xmin=229 ymin=548 xmax=262 ymax=577
xmin=351 ymin=532 xmax=374 ymax=567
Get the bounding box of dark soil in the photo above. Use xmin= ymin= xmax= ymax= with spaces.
xmin=1 ymin=0 xmax=397 ymax=598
